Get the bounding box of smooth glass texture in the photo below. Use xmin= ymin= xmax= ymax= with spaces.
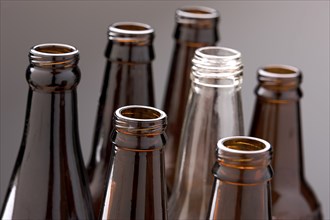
xmin=99 ymin=105 xmax=167 ymax=220
xmin=168 ymin=46 xmax=244 ymax=220
xmin=0 ymin=44 xmax=94 ymax=219
xmin=87 ymin=22 xmax=156 ymax=217
xmin=249 ymin=65 xmax=323 ymax=219
xmin=207 ymin=136 xmax=273 ymax=220
xmin=162 ymin=6 xmax=220 ymax=193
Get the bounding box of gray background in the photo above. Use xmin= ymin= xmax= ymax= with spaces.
xmin=1 ymin=1 xmax=329 ymax=218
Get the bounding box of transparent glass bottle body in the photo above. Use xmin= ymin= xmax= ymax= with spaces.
xmin=87 ymin=22 xmax=156 ymax=217
xmin=207 ymin=136 xmax=273 ymax=220
xmin=168 ymin=46 xmax=244 ymax=220
xmin=163 ymin=6 xmax=219 ymax=193
xmin=99 ymin=105 xmax=168 ymax=220
xmin=249 ymin=65 xmax=322 ymax=219
xmin=0 ymin=44 xmax=94 ymax=220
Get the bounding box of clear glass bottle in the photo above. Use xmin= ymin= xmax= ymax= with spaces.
xmin=163 ymin=6 xmax=220 ymax=193
xmin=249 ymin=65 xmax=323 ymax=219
xmin=168 ymin=46 xmax=244 ymax=219
xmin=99 ymin=105 xmax=167 ymax=220
xmin=0 ymin=43 xmax=94 ymax=219
xmin=207 ymin=136 xmax=273 ymax=220
xmin=87 ymin=22 xmax=156 ymax=217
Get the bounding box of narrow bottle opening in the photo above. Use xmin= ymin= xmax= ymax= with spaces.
xmin=196 ymin=46 xmax=241 ymax=59
xmin=31 ymin=43 xmax=78 ymax=57
xmin=109 ymin=22 xmax=154 ymax=36
xmin=177 ymin=6 xmax=219 ymax=19
xmin=119 ymin=107 xmax=163 ymax=120
xmin=191 ymin=46 xmax=243 ymax=87
xmin=223 ymin=138 xmax=266 ymax=152
xmin=258 ymin=64 xmax=300 ymax=78
xmin=114 ymin=105 xmax=167 ymax=136
xmin=218 ymin=136 xmax=270 ymax=154
xmin=29 ymin=43 xmax=79 ymax=68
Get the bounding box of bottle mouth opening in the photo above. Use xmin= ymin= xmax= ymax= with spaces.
xmin=30 ymin=43 xmax=78 ymax=57
xmin=258 ymin=64 xmax=301 ymax=78
xmin=109 ymin=21 xmax=154 ymax=35
xmin=177 ymin=5 xmax=219 ymax=19
xmin=196 ymin=46 xmax=241 ymax=60
xmin=218 ymin=136 xmax=271 ymax=154
xmin=116 ymin=105 xmax=166 ymax=122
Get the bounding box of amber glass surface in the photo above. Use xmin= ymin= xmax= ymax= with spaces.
xmin=99 ymin=105 xmax=167 ymax=220
xmin=168 ymin=47 xmax=244 ymax=220
xmin=249 ymin=65 xmax=323 ymax=219
xmin=162 ymin=6 xmax=219 ymax=193
xmin=87 ymin=22 xmax=156 ymax=217
xmin=0 ymin=44 xmax=94 ymax=219
xmin=207 ymin=136 xmax=273 ymax=220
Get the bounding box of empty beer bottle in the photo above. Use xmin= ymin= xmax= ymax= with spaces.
xmin=168 ymin=46 xmax=244 ymax=220
xmin=87 ymin=22 xmax=156 ymax=217
xmin=249 ymin=65 xmax=323 ymax=219
xmin=0 ymin=43 xmax=94 ymax=219
xmin=207 ymin=136 xmax=273 ymax=220
xmin=162 ymin=6 xmax=220 ymax=193
xmin=99 ymin=105 xmax=168 ymax=220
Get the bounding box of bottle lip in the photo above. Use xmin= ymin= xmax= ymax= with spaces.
xmin=115 ymin=105 xmax=166 ymax=122
xmin=218 ymin=136 xmax=271 ymax=155
xmin=30 ymin=43 xmax=79 ymax=57
xmin=191 ymin=46 xmax=243 ymax=87
xmin=176 ymin=5 xmax=219 ymax=19
xmin=195 ymin=46 xmax=241 ymax=61
xmin=109 ymin=21 xmax=154 ymax=35
xmin=108 ymin=21 xmax=154 ymax=45
xmin=258 ymin=64 xmax=301 ymax=78
xmin=29 ymin=43 xmax=79 ymax=68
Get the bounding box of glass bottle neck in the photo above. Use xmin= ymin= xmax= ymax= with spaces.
xmin=250 ymin=65 xmax=305 ymax=188
xmin=174 ymin=5 xmax=219 ymax=43
xmin=208 ymin=137 xmax=273 ymax=219
xmin=105 ymin=21 xmax=155 ymax=63
xmin=22 ymin=89 xmax=80 ymax=153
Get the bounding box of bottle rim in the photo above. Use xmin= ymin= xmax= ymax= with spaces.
xmin=115 ymin=105 xmax=166 ymax=122
xmin=195 ymin=46 xmax=241 ymax=61
xmin=177 ymin=5 xmax=219 ymax=19
xmin=218 ymin=136 xmax=271 ymax=155
xmin=258 ymin=64 xmax=301 ymax=78
xmin=30 ymin=43 xmax=79 ymax=57
xmin=109 ymin=21 xmax=154 ymax=35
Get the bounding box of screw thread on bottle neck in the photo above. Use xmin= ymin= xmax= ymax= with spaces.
xmin=29 ymin=43 xmax=79 ymax=68
xmin=114 ymin=105 xmax=167 ymax=137
xmin=191 ymin=46 xmax=243 ymax=87
xmin=108 ymin=21 xmax=154 ymax=45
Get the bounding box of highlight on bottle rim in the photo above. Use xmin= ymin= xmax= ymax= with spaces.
xmin=30 ymin=43 xmax=78 ymax=57
xmin=258 ymin=64 xmax=301 ymax=78
xmin=115 ymin=105 xmax=167 ymax=122
xmin=177 ymin=5 xmax=219 ymax=19
xmin=218 ymin=136 xmax=271 ymax=154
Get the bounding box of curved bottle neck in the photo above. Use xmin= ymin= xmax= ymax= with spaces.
xmin=27 ymin=43 xmax=80 ymax=93
xmin=191 ymin=46 xmax=243 ymax=88
xmin=256 ymin=64 xmax=302 ymax=101
xmin=174 ymin=6 xmax=219 ymax=43
xmin=105 ymin=21 xmax=155 ymax=62
xmin=113 ymin=105 xmax=167 ymax=150
xmin=250 ymin=65 xmax=306 ymax=189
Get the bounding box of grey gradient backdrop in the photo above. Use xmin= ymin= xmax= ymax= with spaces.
xmin=1 ymin=1 xmax=329 ymax=218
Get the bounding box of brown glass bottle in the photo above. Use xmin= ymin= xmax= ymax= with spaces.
xmin=207 ymin=136 xmax=273 ymax=220
xmin=0 ymin=43 xmax=94 ymax=219
xmin=87 ymin=22 xmax=156 ymax=217
xmin=162 ymin=6 xmax=219 ymax=193
xmin=249 ymin=65 xmax=323 ymax=219
xmin=99 ymin=105 xmax=167 ymax=220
